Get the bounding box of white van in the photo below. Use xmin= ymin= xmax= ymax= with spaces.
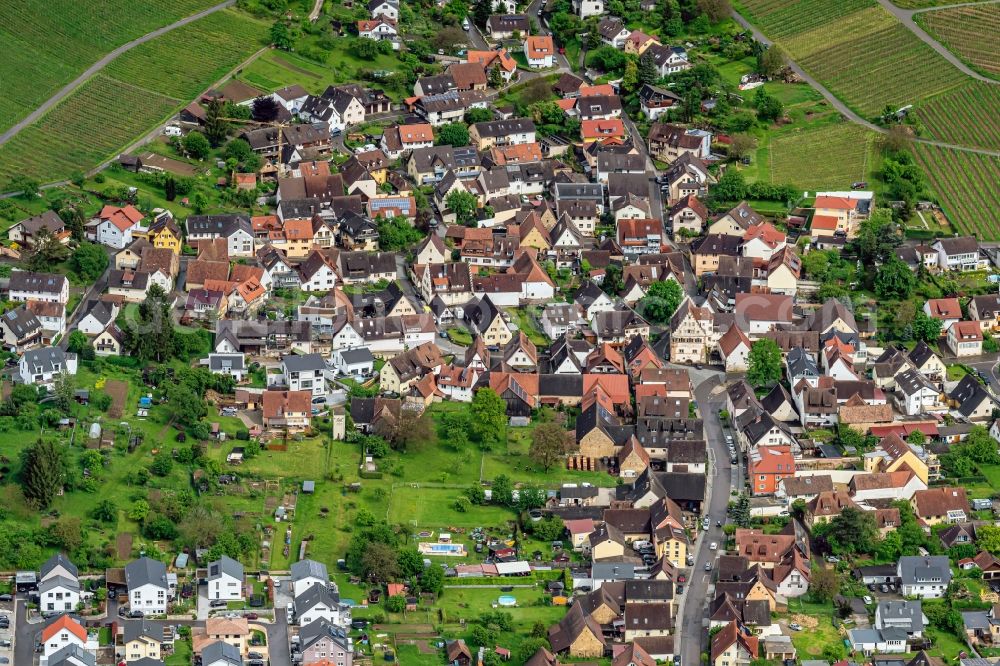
xmin=164 ymin=125 xmax=182 ymax=137
xmin=462 ymin=17 xmax=471 ymax=30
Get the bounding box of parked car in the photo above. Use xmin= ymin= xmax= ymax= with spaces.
xmin=248 ymin=653 xmax=264 ymax=660
xmin=826 ymin=556 xmax=840 ymax=563
xmin=709 ymin=542 xmax=718 ymax=551
xmin=863 ymin=596 xmax=873 ymax=605
xmin=245 ymin=612 xmax=258 ymax=620
xmin=210 ymin=600 xmax=227 ymax=608
xmin=790 ymin=623 xmax=803 ymax=631
xmin=676 ymin=584 xmax=684 ymax=594
xmin=0 ymin=595 xmax=11 ymax=602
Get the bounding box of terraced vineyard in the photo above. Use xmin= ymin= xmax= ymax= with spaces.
xmin=730 ymin=0 xmax=874 ymax=38
xmin=917 ymin=4 xmax=1000 ymax=78
xmin=894 ymin=0 xmax=991 ymax=8
xmin=913 ymin=143 xmax=1000 ymax=239
xmin=0 ymin=0 xmax=218 ymax=133
xmin=736 ymin=0 xmax=967 ymax=117
xmin=0 ymin=10 xmax=267 ymax=184
xmin=916 ymin=83 xmax=1000 ymax=152
xmin=769 ymin=122 xmax=875 ymax=190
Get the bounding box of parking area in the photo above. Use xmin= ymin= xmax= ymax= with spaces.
xmin=0 ymin=604 xmax=11 ymax=665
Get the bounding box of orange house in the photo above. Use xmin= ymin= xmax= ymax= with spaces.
xmin=748 ymin=445 xmax=795 ymax=496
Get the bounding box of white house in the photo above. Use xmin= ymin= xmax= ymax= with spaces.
xmin=293 ymin=583 xmax=350 ymax=627
xmin=185 ymin=215 xmax=254 ymax=257
xmin=368 ymin=0 xmax=399 ymax=19
xmin=95 ymin=205 xmax=143 ymax=250
xmin=280 ymin=353 xmax=327 ymax=398
xmin=875 ymin=600 xmax=927 ymax=639
xmin=207 ymin=555 xmax=244 ymax=602
xmin=718 ymin=324 xmax=751 ymax=373
xmin=898 ymin=556 xmax=951 ymax=599
xmin=9 ymin=270 xmax=69 ymax=305
xmin=524 ymin=35 xmax=555 ymax=69
xmin=40 ymin=616 xmax=90 ymax=666
xmin=298 ymin=252 xmax=339 ymax=292
xmin=932 ymin=236 xmax=986 ymax=272
xmin=39 ymin=553 xmax=80 ymax=616
xmin=125 ymin=556 xmax=170 ymax=615
xmin=291 ymin=559 xmax=329 ymax=599
xmin=206 ymin=353 xmax=246 ymax=382
xmin=848 ymin=628 xmax=907 ymax=656
xmin=332 ymin=347 xmax=375 ymax=379
xmin=19 ymin=347 xmax=77 ymax=388
xmin=77 ymin=300 xmax=119 ymax=335
xmin=894 ymin=369 xmax=945 ymax=416
xmin=201 ymin=641 xmax=243 ymax=666
xmin=572 ymin=0 xmax=604 ymax=18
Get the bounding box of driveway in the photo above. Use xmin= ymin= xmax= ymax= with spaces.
xmin=266 ymin=608 xmax=292 ymax=666
xmin=677 ymin=371 xmax=733 ymax=666
xmin=13 ymin=599 xmax=38 ymax=666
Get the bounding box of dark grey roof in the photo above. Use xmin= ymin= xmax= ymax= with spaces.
xmin=209 ymin=354 xmax=245 ymax=372
xmin=472 ymin=118 xmax=536 ymax=138
xmin=554 ymin=181 xmax=603 ymax=201
xmin=38 ymin=575 xmax=79 ymax=595
xmin=339 ymin=347 xmax=375 ymax=365
xmin=1 ymin=307 xmax=41 ymax=338
xmin=123 ymin=619 xmax=160 ymax=643
xmin=8 ymin=270 xmax=66 ymax=294
xmin=786 ymin=347 xmax=818 ymax=378
xmin=294 ymin=581 xmax=340 ymax=614
xmin=48 ymin=644 xmax=97 ymax=666
xmin=291 ymin=558 xmax=329 ymax=582
xmin=657 ymin=472 xmax=706 ymax=503
xmin=935 ymin=236 xmax=979 ymax=256
xmin=895 ymin=368 xmax=934 ymax=395
xmin=282 ymin=353 xmax=326 ymax=373
xmin=81 ymin=300 xmax=116 ymax=327
xmin=201 ymin=640 xmax=242 ymax=666
xmin=21 ymin=346 xmax=72 ymax=375
xmin=208 ymin=555 xmax=244 ymax=582
xmin=299 ymin=618 xmax=352 ymax=652
xmin=124 ymin=556 xmax=168 ymax=591
xmin=577 ymin=95 xmax=623 ymax=120
xmin=877 ymin=600 xmax=924 ymax=632
xmin=185 ymin=214 xmax=251 ymax=238
xmin=908 ymin=340 xmax=938 ymax=369
xmin=41 ymin=552 xmax=79 ymax=580
xmin=898 ymin=556 xmax=951 ymax=586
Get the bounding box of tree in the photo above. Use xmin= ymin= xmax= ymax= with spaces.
xmin=436 ymin=122 xmax=470 ymax=147
xmin=883 ymin=124 xmax=913 ymax=154
xmin=150 ymin=452 xmax=173 ymax=477
xmin=473 ymin=0 xmax=492 ymax=28
xmin=70 ymin=242 xmax=109 ymax=282
xmin=638 ymin=52 xmax=658 ymax=86
xmin=491 ymin=474 xmax=514 ymax=507
xmin=746 ymin=338 xmax=782 ymax=389
xmin=51 ymin=517 xmax=83 ymax=552
xmin=390 ymin=411 xmax=434 ymax=452
xmin=471 ymin=388 xmax=507 ymax=447
xmin=854 ymin=208 xmax=900 ymax=265
xmin=753 ymin=87 xmax=783 ymax=122
xmin=376 ymin=217 xmax=423 ymax=251
xmin=531 ymin=516 xmax=565 ymax=541
xmin=874 ymin=257 xmax=915 ymax=300
xmin=529 ymin=422 xmax=570 ymax=471
xmin=728 ymin=133 xmax=758 ymax=160
xmin=515 ymin=639 xmax=551 ymax=665
xmin=912 ymin=311 xmax=942 ymax=343
xmin=224 ymin=138 xmax=255 ymax=165
xmin=488 ymin=64 xmax=505 ymax=89
xmin=446 ymin=190 xmax=478 ymax=226
xmin=757 ymin=45 xmax=786 ymax=77
xmin=59 ymin=205 xmax=86 ymax=241
xmin=622 ymin=58 xmax=639 ymax=93
xmin=729 ymin=493 xmax=751 ymax=528
xmin=826 ymin=507 xmax=878 ymax=555
xmin=589 ymin=46 xmax=627 ymax=74
xmin=697 ymin=0 xmax=731 ymax=22
xmin=20 ymin=439 xmax=66 ymax=509
xmin=90 ymin=499 xmax=117 ymax=523
xmin=712 ymin=168 xmax=746 ymax=202
xmin=362 ymin=542 xmax=400 ymax=584
xmin=810 ymin=565 xmax=839 ymax=603
xmin=182 ymin=131 xmax=211 ymax=160
xmin=164 ymin=176 xmax=177 ymax=201
xmin=397 ymin=548 xmax=424 ymax=577
xmin=270 ymin=21 xmax=293 ymax=50
xmin=122 ymin=284 xmax=177 ymax=361
xmin=53 ymin=372 xmax=74 ymax=414
xmin=420 ymin=563 xmax=444 ymax=595
xmin=203 ymin=98 xmax=229 ymax=147
xmin=977 ymin=525 xmax=1000 ymax=554
xmin=25 ymin=228 xmax=70 ymax=271
xmin=639 ymin=279 xmax=683 ymax=323
xmin=602 ymin=264 xmax=623 ymax=295
xmin=251 ymin=96 xmax=280 ymax=122
xmin=10 ymin=175 xmax=39 ymax=199
xmin=465 ymin=107 xmax=493 ymax=124
xmin=128 ymin=499 xmax=150 ymax=522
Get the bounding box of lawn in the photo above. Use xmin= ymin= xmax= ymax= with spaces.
xmin=784 ymin=598 xmax=843 ymax=657
xmin=446 ymin=327 xmax=473 ymax=346
xmin=506 ymin=307 xmax=549 ymax=346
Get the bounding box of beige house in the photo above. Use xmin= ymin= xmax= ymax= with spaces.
xmin=669 ymin=298 xmax=719 ymax=364
xmin=194 ymin=617 xmax=250 ymax=656
xmin=124 ymin=621 xmax=162 ymax=662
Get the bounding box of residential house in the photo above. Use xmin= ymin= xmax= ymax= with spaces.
xmin=710 ymin=620 xmax=758 ymax=666
xmin=207 ymin=556 xmax=244 ymax=602
xmin=186 ymin=215 xmax=254 ymax=257
xmin=876 ymin=600 xmax=927 ymax=639
xmin=281 ymin=353 xmax=327 ymax=397
xmin=525 ymin=35 xmax=555 ymax=68
xmin=18 ymin=346 xmax=77 ymax=388
xmin=748 ymin=446 xmax=795 ymax=496
xmin=933 ymin=236 xmax=987 ymax=272
xmin=948 ymin=320 xmax=983 ymax=357
xmin=898 ymin=556 xmax=952 ymax=598
xmin=94 ymin=205 xmax=144 ymax=249
xmin=0 ymin=307 xmax=42 ymax=352
xmin=647 ymin=123 xmax=711 ymax=163
xmin=8 ymin=270 xmax=69 ymax=305
xmin=469 ymin=118 xmax=537 ymax=150
xmin=911 ymin=487 xmax=969 ymax=527
xmin=125 ymin=556 xmax=170 ymax=615
xmin=380 ymin=123 xmax=435 ymax=159
xmin=299 ymin=618 xmax=353 ymax=666
xmin=8 ymin=210 xmax=68 ymax=247
xmin=638 ymin=84 xmax=681 ymax=121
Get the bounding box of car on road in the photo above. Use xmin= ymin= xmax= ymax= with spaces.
xmin=462 ymin=17 xmax=470 ymax=29
xmin=128 ymin=610 xmax=144 ymax=618
xmin=704 ymin=561 xmax=712 ymax=571
xmin=0 ymin=640 xmax=11 ymax=648
xmin=702 ymin=517 xmax=710 ymax=530
xmin=789 ymin=623 xmax=803 ymax=631
xmin=709 ymin=542 xmax=718 ymax=551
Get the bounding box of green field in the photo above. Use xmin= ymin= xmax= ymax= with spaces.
xmin=0 ymin=0 xmax=218 ymax=133
xmin=913 ymin=142 xmax=1000 ymax=239
xmin=916 ymin=82 xmax=1000 ymax=152
xmin=917 ymin=4 xmax=1000 ymax=79
xmin=0 ymin=9 xmax=267 ymax=186
xmin=893 ymin=0 xmax=992 ymax=7
xmin=768 ymin=120 xmax=875 ymax=190
xmin=735 ymin=0 xmax=967 ymax=118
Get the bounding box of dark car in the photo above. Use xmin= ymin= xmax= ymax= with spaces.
xmin=210 ymin=600 xmax=227 ymax=608
xmin=245 ymin=612 xmax=258 ymax=620
xmin=0 ymin=595 xmax=11 ymax=602
xmin=248 ymin=652 xmax=264 ymax=660
xmin=128 ymin=610 xmax=144 ymax=618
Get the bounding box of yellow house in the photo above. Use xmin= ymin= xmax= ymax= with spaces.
xmin=812 ymin=194 xmax=864 ymax=238
xmin=468 ymin=296 xmax=513 ymax=346
xmin=518 ymin=216 xmax=552 ymax=252
xmin=280 ymin=218 xmax=315 ymax=258
xmin=589 ymin=523 xmax=626 ymax=560
xmin=910 ymin=487 xmax=969 ymax=527
xmin=125 ymin=622 xmax=162 ymax=662
xmin=865 ymin=433 xmax=929 ymax=484
xmin=148 ymin=217 xmax=183 ymax=255
xmin=549 ymin=604 xmax=606 ymax=658
xmin=654 ymin=527 xmax=688 ymax=568
xmin=707 ymin=201 xmax=763 ymax=237
xmin=197 ymin=617 xmax=251 ymax=656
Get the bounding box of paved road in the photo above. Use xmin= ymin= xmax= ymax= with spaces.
xmin=0 ymin=0 xmax=236 ymax=147
xmin=13 ymin=599 xmax=36 ymax=666
xmin=878 ymin=0 xmax=1000 ymax=84
xmin=266 ymin=608 xmax=292 ymax=666
xmin=678 ymin=372 xmax=732 ymax=666
xmin=308 ymin=0 xmax=324 ymax=21
xmin=59 ymin=250 xmax=114 ymax=351
xmin=729 ymin=7 xmax=1000 ymax=158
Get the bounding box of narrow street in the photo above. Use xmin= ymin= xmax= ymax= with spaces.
xmin=678 ymin=371 xmax=732 ymax=666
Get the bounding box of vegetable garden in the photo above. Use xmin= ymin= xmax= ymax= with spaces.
xmin=0 ymin=10 xmax=267 ymax=184
xmin=0 ymin=0 xmax=218 ymax=133
xmin=913 ymin=143 xmax=1000 ymax=239
xmin=917 ymin=4 xmax=1000 ymax=78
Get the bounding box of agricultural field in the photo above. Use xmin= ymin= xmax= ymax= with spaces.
xmin=894 ymin=0 xmax=992 ymax=8
xmin=916 ymin=82 xmax=1000 ymax=152
xmin=913 ymin=143 xmax=1000 ymax=239
xmin=768 ymin=121 xmax=875 ymax=190
xmin=0 ymin=0 xmax=218 ymax=133
xmin=735 ymin=1 xmax=967 ymax=117
xmin=0 ymin=10 xmax=267 ymax=185
xmin=917 ymin=4 xmax=1000 ymax=78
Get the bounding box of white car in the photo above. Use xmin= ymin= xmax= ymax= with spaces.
xmin=863 ymin=596 xmax=873 ymax=605
xmin=709 ymin=542 xmax=718 ymax=551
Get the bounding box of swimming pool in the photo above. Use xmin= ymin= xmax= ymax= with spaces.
xmin=418 ymin=542 xmax=467 ymax=556
xmin=497 ymin=595 xmax=516 ymax=607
